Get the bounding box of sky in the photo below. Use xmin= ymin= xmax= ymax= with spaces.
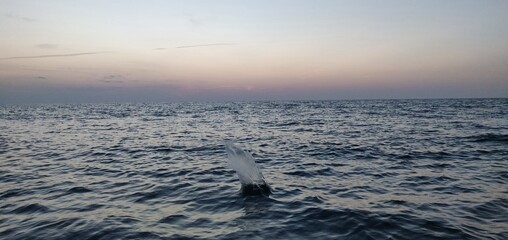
xmin=1 ymin=0 xmax=507 ymax=103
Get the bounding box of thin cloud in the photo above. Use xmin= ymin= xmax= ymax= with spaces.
xmin=100 ymin=79 xmax=124 ymax=84
xmin=99 ymin=74 xmax=125 ymax=83
xmin=183 ymin=13 xmax=203 ymax=28
xmin=4 ymin=13 xmax=37 ymax=22
xmin=176 ymin=43 xmax=236 ymax=49
xmin=0 ymin=51 xmax=113 ymax=60
xmin=154 ymin=48 xmax=166 ymax=50
xmin=104 ymin=74 xmax=124 ymax=79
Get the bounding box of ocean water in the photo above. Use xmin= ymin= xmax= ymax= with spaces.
xmin=0 ymin=99 xmax=507 ymax=240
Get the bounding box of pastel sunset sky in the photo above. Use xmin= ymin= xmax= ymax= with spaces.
xmin=1 ymin=0 xmax=507 ymax=103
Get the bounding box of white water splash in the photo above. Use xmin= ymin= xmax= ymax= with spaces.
xmin=225 ymin=142 xmax=268 ymax=187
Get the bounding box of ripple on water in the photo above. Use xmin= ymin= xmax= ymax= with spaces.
xmin=66 ymin=187 xmax=92 ymax=194
xmin=10 ymin=203 xmax=50 ymax=214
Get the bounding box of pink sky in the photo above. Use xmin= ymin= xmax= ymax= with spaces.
xmin=1 ymin=1 xmax=507 ymax=103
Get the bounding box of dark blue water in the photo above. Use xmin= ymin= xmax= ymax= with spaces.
xmin=1 ymin=99 xmax=507 ymax=239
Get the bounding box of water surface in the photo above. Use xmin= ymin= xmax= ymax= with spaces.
xmin=1 ymin=99 xmax=507 ymax=239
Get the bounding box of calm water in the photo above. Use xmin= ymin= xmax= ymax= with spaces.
xmin=0 ymin=99 xmax=507 ymax=240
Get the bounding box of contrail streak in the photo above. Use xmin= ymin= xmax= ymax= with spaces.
xmin=0 ymin=51 xmax=113 ymax=60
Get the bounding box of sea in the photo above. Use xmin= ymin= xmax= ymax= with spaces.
xmin=0 ymin=99 xmax=507 ymax=240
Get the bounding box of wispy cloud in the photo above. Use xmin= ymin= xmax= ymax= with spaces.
xmin=99 ymin=74 xmax=125 ymax=83
xmin=154 ymin=48 xmax=166 ymax=50
xmin=176 ymin=43 xmax=236 ymax=49
xmin=183 ymin=13 xmax=203 ymax=28
xmin=35 ymin=44 xmax=59 ymax=50
xmin=4 ymin=13 xmax=36 ymax=22
xmin=100 ymin=79 xmax=124 ymax=83
xmin=0 ymin=51 xmax=113 ymax=60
